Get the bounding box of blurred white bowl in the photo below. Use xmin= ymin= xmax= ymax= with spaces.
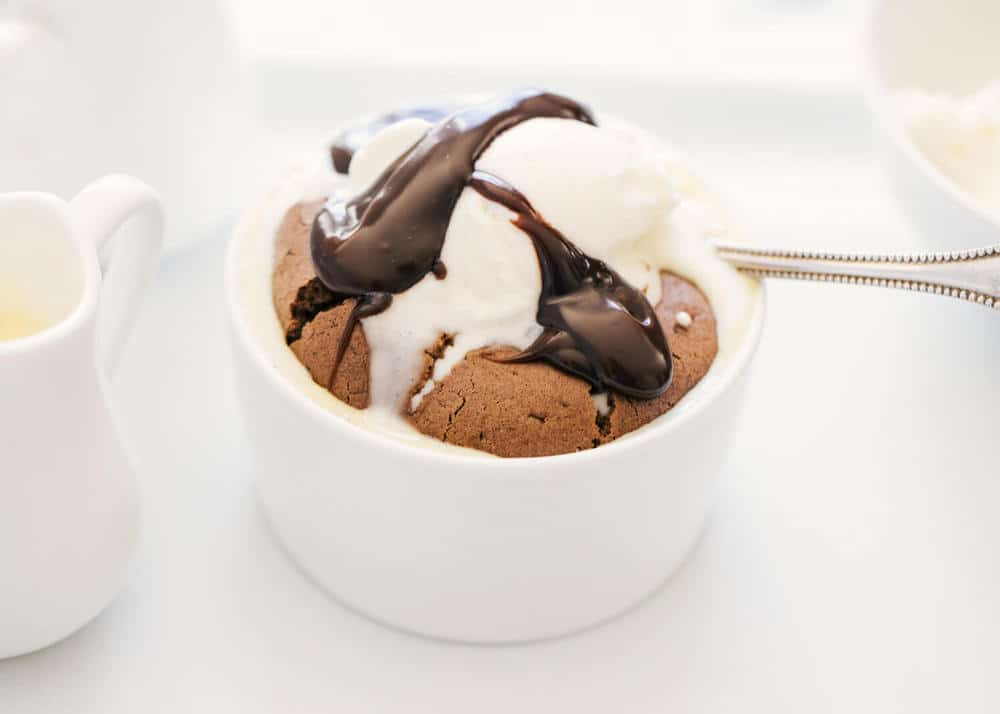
xmin=0 ymin=0 xmax=247 ymax=254
xmin=865 ymin=0 xmax=1000 ymax=248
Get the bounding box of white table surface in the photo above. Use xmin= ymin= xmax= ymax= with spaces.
xmin=3 ymin=26 xmax=1000 ymax=714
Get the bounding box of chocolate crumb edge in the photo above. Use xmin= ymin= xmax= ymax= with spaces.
xmin=285 ymin=277 xmax=344 ymax=344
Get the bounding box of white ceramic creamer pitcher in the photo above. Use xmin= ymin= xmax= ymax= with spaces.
xmin=0 ymin=175 xmax=163 ymax=659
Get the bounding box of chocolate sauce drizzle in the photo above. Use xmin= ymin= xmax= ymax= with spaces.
xmin=312 ymin=89 xmax=672 ymax=399
xmin=468 ymin=172 xmax=671 ymax=398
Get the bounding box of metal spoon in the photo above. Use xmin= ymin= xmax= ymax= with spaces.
xmin=715 ymin=243 xmax=1000 ymax=311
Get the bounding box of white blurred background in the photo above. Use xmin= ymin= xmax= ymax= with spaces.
xmin=227 ymin=0 xmax=867 ymax=84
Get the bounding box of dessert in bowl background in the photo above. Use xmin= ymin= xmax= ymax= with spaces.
xmin=867 ymin=0 xmax=1000 ymax=246
xmin=247 ymin=99 xmax=758 ymax=457
xmin=895 ymin=84 xmax=1000 ymax=214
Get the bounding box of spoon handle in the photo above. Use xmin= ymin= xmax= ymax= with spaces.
xmin=715 ymin=243 xmax=1000 ymax=311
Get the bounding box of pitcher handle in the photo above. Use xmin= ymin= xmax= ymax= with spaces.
xmin=70 ymin=175 xmax=164 ymax=379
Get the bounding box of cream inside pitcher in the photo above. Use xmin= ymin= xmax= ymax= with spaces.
xmin=0 ymin=195 xmax=86 ymax=340
xmin=0 ymin=175 xmax=162 ymax=659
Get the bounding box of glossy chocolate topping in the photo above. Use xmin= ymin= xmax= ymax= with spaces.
xmin=311 ymin=89 xmax=672 ymax=398
xmin=469 ymin=172 xmax=672 ymax=399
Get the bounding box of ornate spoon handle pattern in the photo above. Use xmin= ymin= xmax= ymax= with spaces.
xmin=715 ymin=243 xmax=1000 ymax=311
